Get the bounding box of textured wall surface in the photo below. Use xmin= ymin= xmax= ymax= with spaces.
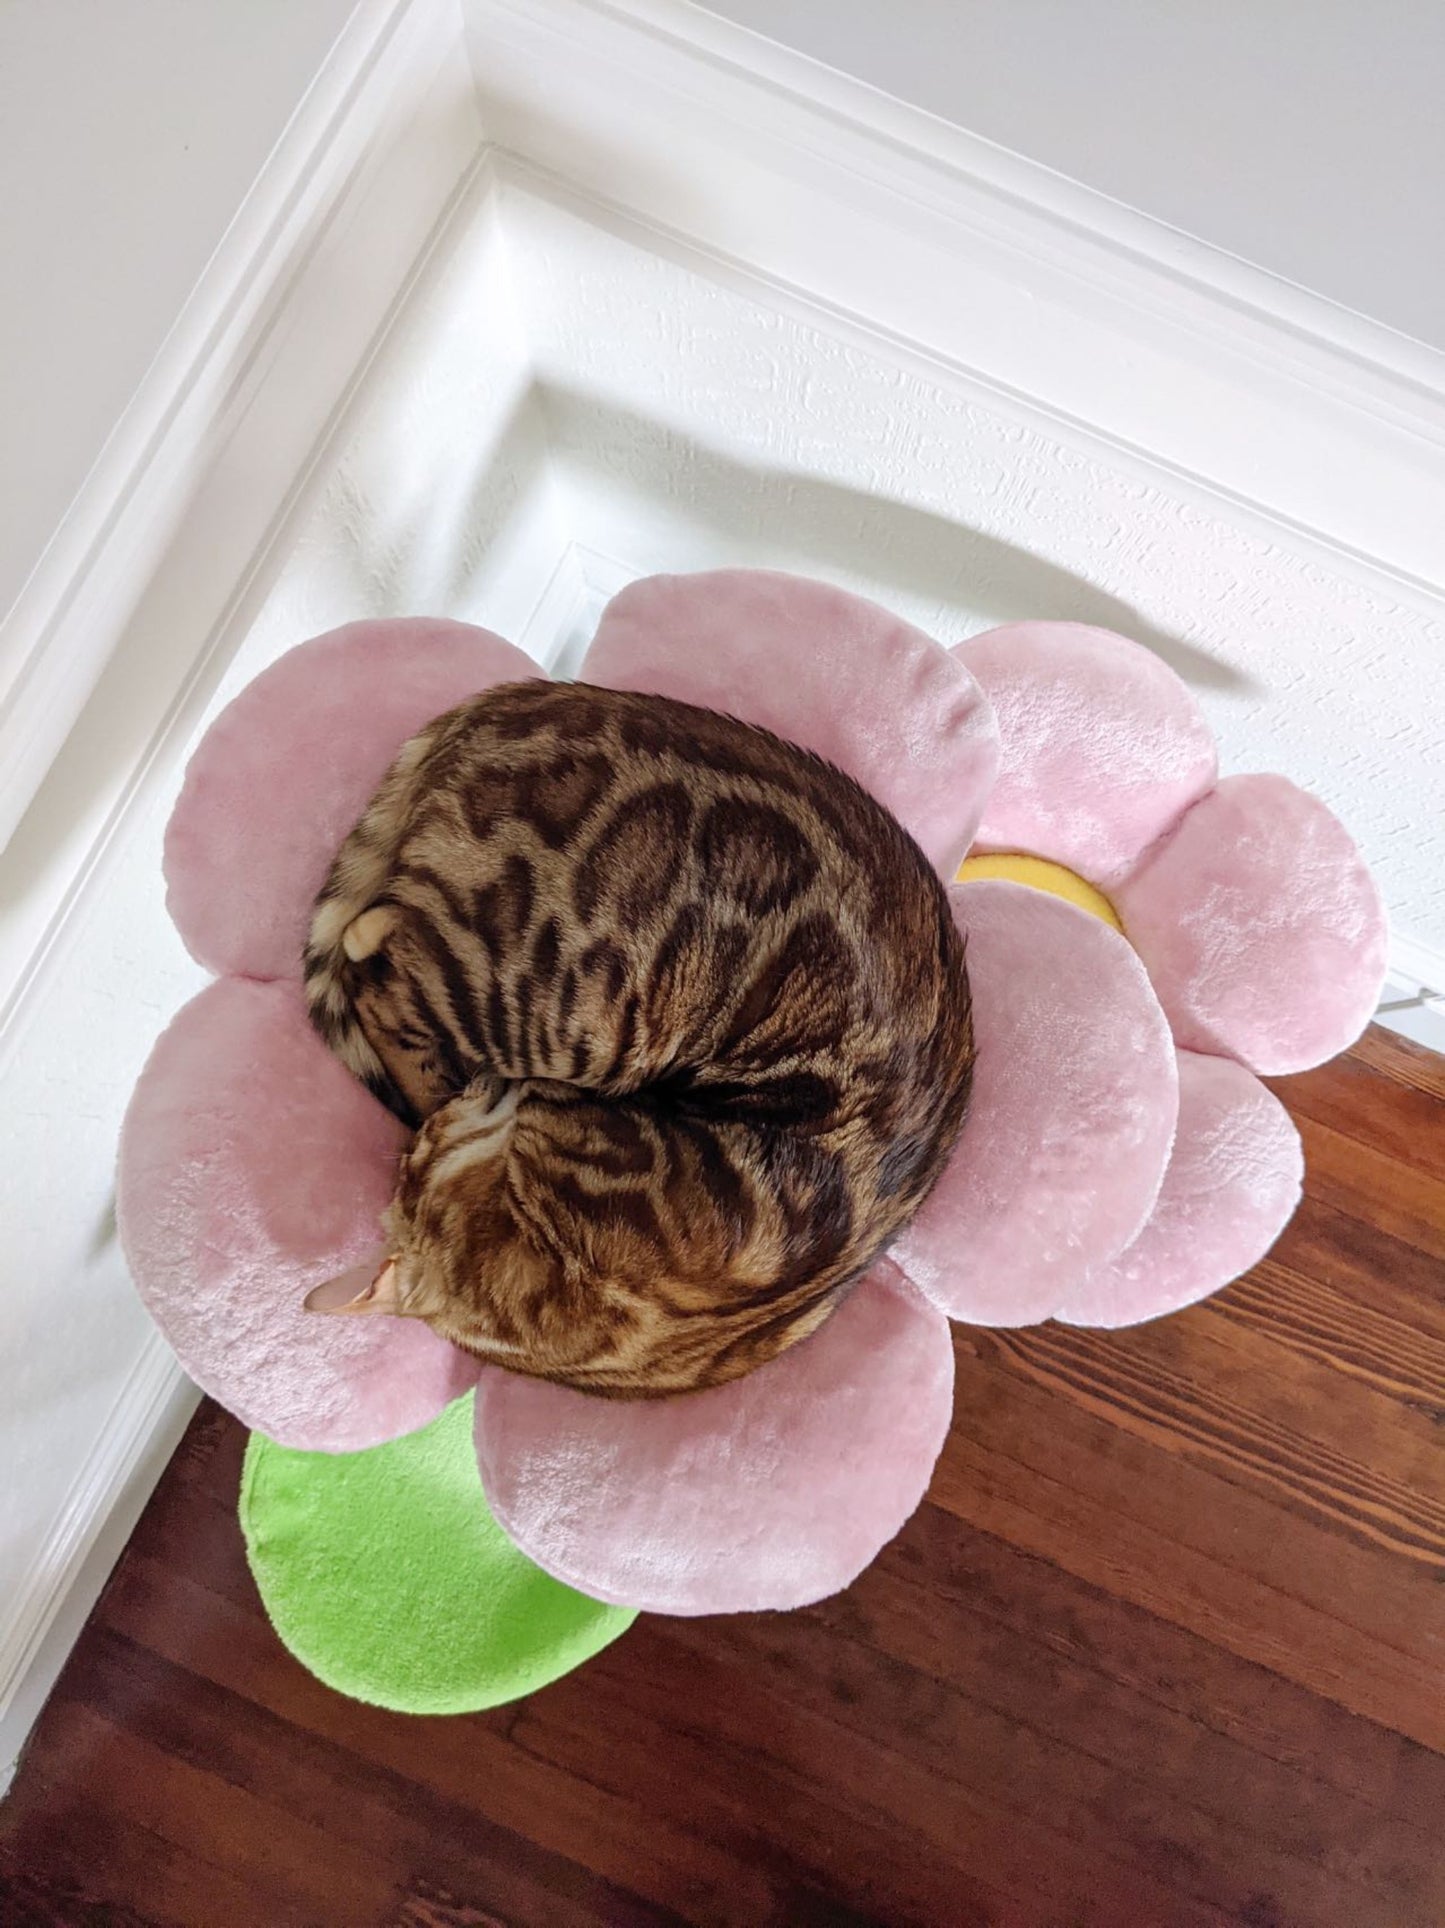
xmin=506 ymin=193 xmax=1443 ymax=952
xmin=222 ymin=178 xmax=1445 ymax=950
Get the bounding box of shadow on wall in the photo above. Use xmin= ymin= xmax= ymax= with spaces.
xmin=0 ymin=375 xmax=1258 ymax=957
xmin=537 ymin=383 xmax=1259 ymax=695
xmin=326 ymin=384 xmax=556 ymax=622
xmin=320 ymin=381 xmax=1259 ymax=699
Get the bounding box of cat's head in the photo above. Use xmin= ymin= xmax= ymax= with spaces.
xmin=302 ymin=1080 xmax=520 ymax=1343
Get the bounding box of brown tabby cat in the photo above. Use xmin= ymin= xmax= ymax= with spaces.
xmin=302 ymin=679 xmax=974 ymax=1397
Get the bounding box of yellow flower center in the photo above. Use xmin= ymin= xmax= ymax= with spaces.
xmin=955 ymin=853 xmax=1123 ymax=933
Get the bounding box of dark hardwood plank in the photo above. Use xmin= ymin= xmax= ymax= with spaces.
xmin=979 ymin=1312 xmax=1445 ymax=1564
xmin=1347 ymin=1023 xmax=1445 ymax=1101
xmin=4 ymin=1022 xmax=1444 ymax=1926
xmin=1256 ymin=1193 xmax=1445 ymax=1341
xmin=1284 ymin=1114 xmax=1445 ymax=1262
xmin=1212 ymin=1256 xmax=1445 ymax=1407
xmin=1269 ymin=1043 xmax=1445 ymax=1176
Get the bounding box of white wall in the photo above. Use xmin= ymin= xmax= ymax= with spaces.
xmin=703 ymin=0 xmax=1445 ymax=351
xmin=0 ymin=0 xmax=361 ymax=631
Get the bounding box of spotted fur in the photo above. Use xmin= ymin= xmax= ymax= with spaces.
xmin=304 ymin=680 xmax=974 ymax=1397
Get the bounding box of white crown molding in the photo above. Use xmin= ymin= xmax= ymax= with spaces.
xmin=560 ymin=0 xmax=1445 ymax=404
xmin=0 ymin=20 xmax=488 ymax=1035
xmin=462 ymin=0 xmax=1445 ymax=607
xmin=0 ymin=0 xmax=476 ymax=855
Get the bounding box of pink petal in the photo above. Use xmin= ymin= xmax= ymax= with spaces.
xmin=892 ymin=880 xmax=1178 ymax=1323
xmin=1058 ymin=1051 xmax=1303 ymax=1328
xmin=580 ymin=570 xmax=999 ymax=875
xmin=472 ymin=1261 xmax=954 ymax=1616
xmin=118 ymin=979 xmax=479 ymax=1451
xmin=954 ymin=621 xmax=1217 ymax=886
xmin=1113 ymin=775 xmax=1388 ymax=1075
xmin=165 ymin=618 xmax=538 ymax=980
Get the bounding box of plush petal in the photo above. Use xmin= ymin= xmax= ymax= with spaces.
xmin=1114 ymin=774 xmax=1389 ymax=1075
xmin=165 ymin=618 xmax=537 ymax=981
xmin=472 ymin=1260 xmax=954 ymax=1616
xmin=954 ymin=621 xmax=1217 ymax=887
xmin=1059 ymin=1051 xmax=1303 ymax=1328
xmin=117 ymin=978 xmax=478 ymax=1451
xmin=581 ymin=570 xmax=999 ymax=875
xmin=892 ymin=880 xmax=1178 ymax=1323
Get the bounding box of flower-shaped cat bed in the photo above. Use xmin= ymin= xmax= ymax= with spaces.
xmin=118 ymin=570 xmax=1387 ymax=1711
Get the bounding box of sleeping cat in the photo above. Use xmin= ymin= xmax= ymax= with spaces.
xmin=303 ymin=678 xmax=974 ymax=1397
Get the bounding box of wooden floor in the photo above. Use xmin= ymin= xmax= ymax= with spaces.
xmin=4 ymin=1026 xmax=1445 ymax=1927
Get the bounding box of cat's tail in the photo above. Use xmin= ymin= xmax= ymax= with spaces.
xmin=302 ymin=722 xmax=439 ymax=1109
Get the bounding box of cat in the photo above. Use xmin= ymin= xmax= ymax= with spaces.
xmin=302 ymin=678 xmax=975 ymax=1398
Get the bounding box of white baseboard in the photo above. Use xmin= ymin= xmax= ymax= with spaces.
xmin=1377 ymin=935 xmax=1445 ymax=1055
xmin=0 ymin=1343 xmax=196 ymax=1796
xmin=1385 ymin=929 xmax=1445 ymax=1000
xmin=1376 ymin=991 xmax=1445 ymax=1057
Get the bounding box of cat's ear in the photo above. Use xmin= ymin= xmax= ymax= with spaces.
xmin=304 ymin=1256 xmax=403 ymax=1315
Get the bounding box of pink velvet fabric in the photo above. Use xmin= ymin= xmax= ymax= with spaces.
xmin=584 ymin=570 xmax=1000 ymax=876
xmin=956 ymin=620 xmax=1387 ymax=1075
xmin=118 ymin=978 xmax=478 ymax=1451
xmin=1059 ymin=1050 xmax=1304 ymax=1329
xmin=472 ymin=1261 xmax=954 ymax=1615
xmin=1114 ymin=775 xmax=1389 ymax=1076
xmin=165 ymin=618 xmax=536 ymax=981
xmin=891 ymin=880 xmax=1178 ymax=1324
xmin=954 ymin=621 xmax=1217 ymax=886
